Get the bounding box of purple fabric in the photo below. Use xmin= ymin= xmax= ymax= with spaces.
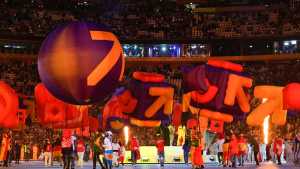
xmin=38 ymin=22 xmax=122 ymax=105
xmin=186 ymin=64 xmax=251 ymax=121
xmin=128 ymin=79 xmax=171 ymax=124
xmin=287 ymin=110 xmax=300 ymax=117
xmin=113 ymin=87 xmax=126 ymax=96
xmin=183 ymin=65 xmax=208 ymax=93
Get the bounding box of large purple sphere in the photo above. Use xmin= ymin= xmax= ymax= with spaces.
xmin=38 ymin=22 xmax=124 ymax=105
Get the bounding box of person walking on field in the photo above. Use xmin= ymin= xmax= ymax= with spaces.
xmin=252 ymin=137 xmax=260 ymax=166
xmin=44 ymin=139 xmax=53 ymax=167
xmin=77 ymin=138 xmax=85 ymax=168
xmin=93 ymin=132 xmax=106 ymax=169
xmin=156 ymin=134 xmax=165 ymax=168
xmin=274 ymin=136 xmax=283 ymax=165
xmin=238 ymin=134 xmax=247 ymax=166
xmin=229 ymin=134 xmax=239 ymax=168
xmin=118 ymin=141 xmax=125 ymax=166
xmin=182 ymin=136 xmax=191 ymax=165
xmin=216 ymin=134 xmax=225 ymax=166
xmin=130 ymin=136 xmax=140 ymax=165
xmin=223 ymin=136 xmax=230 ymax=167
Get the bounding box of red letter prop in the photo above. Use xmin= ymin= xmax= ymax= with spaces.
xmin=283 ymin=83 xmax=300 ymax=111
xmin=145 ymin=87 xmax=174 ymax=118
xmin=0 ymin=81 xmax=20 ymax=128
xmin=224 ymin=74 xmax=252 ymax=113
xmin=247 ymin=86 xmax=287 ymax=126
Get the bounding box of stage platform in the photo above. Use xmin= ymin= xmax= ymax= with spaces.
xmin=6 ymin=161 xmax=300 ymax=169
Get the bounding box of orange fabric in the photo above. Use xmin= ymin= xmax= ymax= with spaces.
xmin=87 ymin=31 xmax=123 ymax=86
xmin=283 ymin=83 xmax=300 ymax=110
xmin=103 ymin=96 xmax=129 ymax=129
xmin=146 ymin=87 xmax=174 ymax=117
xmin=130 ymin=118 xmax=161 ymax=127
xmin=209 ymin=120 xmax=224 ymax=134
xmin=172 ymin=103 xmax=182 ymax=127
xmin=0 ymin=81 xmax=20 ymax=128
xmin=132 ymin=71 xmax=165 ymax=83
xmin=207 ymin=60 xmax=243 ymax=72
xmin=117 ymin=90 xmax=137 ymax=113
xmin=247 ymin=86 xmax=286 ymax=126
xmin=187 ymin=119 xmax=198 ymax=129
xmin=224 ymin=74 xmax=252 ymax=113
xmin=200 ymin=109 xmax=233 ymax=122
xmin=35 ymin=83 xmax=67 ymax=125
xmin=191 ymin=78 xmax=218 ymax=103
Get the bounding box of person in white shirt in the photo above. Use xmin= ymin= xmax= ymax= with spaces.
xmin=103 ymin=131 xmax=113 ymax=169
xmin=112 ymin=139 xmax=121 ymax=167
xmin=168 ymin=125 xmax=175 ymax=146
xmin=71 ymin=131 xmax=77 ymax=169
xmin=216 ymin=136 xmax=225 ymax=166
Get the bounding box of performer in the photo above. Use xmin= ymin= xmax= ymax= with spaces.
xmin=130 ymin=136 xmax=140 ymax=165
xmin=32 ymin=144 xmax=39 ymax=161
xmin=118 ymin=141 xmax=125 ymax=166
xmin=238 ymin=134 xmax=247 ymax=166
xmin=0 ymin=133 xmax=11 ymax=167
xmin=61 ymin=129 xmax=73 ymax=169
xmin=44 ymin=139 xmax=52 ymax=166
xmin=182 ymin=136 xmax=191 ymax=165
xmin=103 ymin=131 xmax=113 ymax=169
xmin=168 ymin=125 xmax=175 ymax=146
xmin=156 ymin=134 xmax=165 ymax=167
xmin=229 ymin=134 xmax=239 ymax=168
xmin=274 ymin=136 xmax=283 ymax=165
xmin=92 ymin=132 xmax=105 ymax=169
xmin=177 ymin=125 xmax=186 ymax=146
xmin=77 ymin=138 xmax=85 ymax=168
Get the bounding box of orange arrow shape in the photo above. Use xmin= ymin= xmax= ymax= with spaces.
xmin=145 ymin=87 xmax=174 ymax=118
xmin=246 ymin=86 xmax=286 ymax=126
xmin=87 ymin=31 xmax=123 ymax=86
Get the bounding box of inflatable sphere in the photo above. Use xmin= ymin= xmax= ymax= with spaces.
xmin=38 ymin=22 xmax=124 ymax=105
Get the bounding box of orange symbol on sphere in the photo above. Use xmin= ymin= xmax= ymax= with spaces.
xmin=87 ymin=31 xmax=124 ymax=86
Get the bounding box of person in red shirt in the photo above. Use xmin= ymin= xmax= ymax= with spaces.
xmin=229 ymin=134 xmax=238 ymax=168
xmin=61 ymin=129 xmax=73 ymax=169
xmin=77 ymin=139 xmax=85 ymax=168
xmin=237 ymin=134 xmax=247 ymax=166
xmin=156 ymin=134 xmax=165 ymax=167
xmin=44 ymin=139 xmax=52 ymax=167
xmin=273 ymin=136 xmax=283 ymax=165
xmin=130 ymin=136 xmax=140 ymax=165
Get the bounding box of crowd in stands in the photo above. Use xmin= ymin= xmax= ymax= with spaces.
xmin=0 ymin=59 xmax=300 ymax=146
xmin=0 ymin=0 xmax=299 ymax=40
